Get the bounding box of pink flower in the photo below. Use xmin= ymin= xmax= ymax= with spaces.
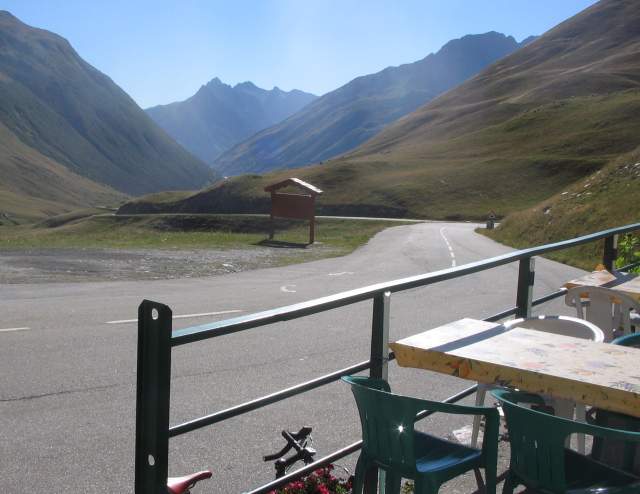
xmin=316 ymin=485 xmax=330 ymax=494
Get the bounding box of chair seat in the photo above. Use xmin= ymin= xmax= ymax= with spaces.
xmin=415 ymin=431 xmax=482 ymax=474
xmin=564 ymin=449 xmax=639 ymax=491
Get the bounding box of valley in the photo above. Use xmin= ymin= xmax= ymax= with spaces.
xmin=1 ymin=2 xmax=639 ymax=493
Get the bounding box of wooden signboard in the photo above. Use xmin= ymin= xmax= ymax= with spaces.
xmin=264 ymin=178 xmax=323 ymax=244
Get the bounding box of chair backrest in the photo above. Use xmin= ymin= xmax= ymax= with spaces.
xmin=492 ymin=389 xmax=640 ymax=493
xmin=504 ymin=315 xmax=604 ymax=342
xmin=612 ymin=332 xmax=640 ymax=348
xmin=565 ymin=286 xmax=640 ymax=341
xmin=342 ymin=375 xmax=421 ymax=471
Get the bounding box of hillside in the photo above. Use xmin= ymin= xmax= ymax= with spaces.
xmin=485 ymin=146 xmax=640 ymax=270
xmin=215 ymin=32 xmax=529 ymax=176
xmin=130 ymin=0 xmax=640 ymax=220
xmin=0 ymin=11 xmax=213 ymax=203
xmin=146 ymin=79 xmax=316 ymax=164
xmin=0 ymin=120 xmax=123 ymax=221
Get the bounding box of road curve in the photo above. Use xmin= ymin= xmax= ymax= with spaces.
xmin=0 ymin=222 xmax=586 ymax=493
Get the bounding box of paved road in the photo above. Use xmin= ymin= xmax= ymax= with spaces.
xmin=0 ymin=222 xmax=585 ymax=493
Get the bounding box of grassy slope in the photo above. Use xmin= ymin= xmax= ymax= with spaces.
xmin=485 ymin=146 xmax=640 ymax=270
xmin=0 ymin=121 xmax=124 ymax=221
xmin=123 ymin=0 xmax=640 ymax=221
xmin=0 ymin=214 xmax=407 ymax=265
xmin=121 ymin=90 xmax=640 ymax=219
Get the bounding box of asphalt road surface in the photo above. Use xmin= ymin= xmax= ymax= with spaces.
xmin=0 ymin=222 xmax=586 ymax=493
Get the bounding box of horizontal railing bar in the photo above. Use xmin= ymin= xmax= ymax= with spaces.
xmin=172 ymin=222 xmax=640 ymax=346
xmin=484 ymin=287 xmax=568 ymax=323
xmin=620 ymin=260 xmax=640 ymax=271
xmin=245 ymin=384 xmax=479 ymax=494
xmin=169 ymin=359 xmax=373 ymax=437
xmin=415 ymin=384 xmax=478 ymax=421
xmin=245 ymin=441 xmax=362 ymax=494
xmin=170 ymin=288 xmax=575 ymax=438
xmin=532 ymin=288 xmax=567 ymax=307
xmin=485 ymin=307 xmax=517 ymax=323
xmin=170 ymin=287 xmax=570 ymax=439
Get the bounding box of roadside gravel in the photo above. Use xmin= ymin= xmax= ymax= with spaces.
xmin=0 ymin=245 xmax=337 ymax=283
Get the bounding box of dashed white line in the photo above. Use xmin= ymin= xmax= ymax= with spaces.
xmin=280 ymin=285 xmax=297 ymax=293
xmin=439 ymin=227 xmax=457 ymax=268
xmin=0 ymin=327 xmax=30 ymax=333
xmin=328 ymin=271 xmax=354 ymax=276
xmin=105 ymin=310 xmax=242 ymax=325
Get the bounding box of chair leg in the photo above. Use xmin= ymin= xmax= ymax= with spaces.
xmin=352 ymin=455 xmax=366 ymax=494
xmin=413 ymin=478 xmax=438 ymax=494
xmin=501 ymin=471 xmax=517 ymax=494
xmin=471 ymin=384 xmax=488 ymax=448
xmin=575 ymin=404 xmax=586 ymax=454
xmin=482 ymin=462 xmax=497 ymax=494
xmin=384 ymin=470 xmax=402 ymax=494
xmin=473 ymin=468 xmax=485 ymax=493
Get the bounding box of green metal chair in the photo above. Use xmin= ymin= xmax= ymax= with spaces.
xmin=492 ymin=389 xmax=640 ymax=494
xmin=588 ymin=333 xmax=640 ymax=472
xmin=342 ymin=375 xmax=499 ymax=494
xmin=612 ymin=333 xmax=640 ymax=347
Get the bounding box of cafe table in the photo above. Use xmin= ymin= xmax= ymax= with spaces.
xmin=564 ymin=269 xmax=640 ymax=302
xmin=389 ymin=318 xmax=640 ymax=418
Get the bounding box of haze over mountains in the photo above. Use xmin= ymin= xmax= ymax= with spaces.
xmin=123 ymin=0 xmax=640 ymax=222
xmin=146 ymin=80 xmax=317 ymax=164
xmin=214 ymin=32 xmax=534 ymax=176
xmin=0 ymin=11 xmax=212 ymax=218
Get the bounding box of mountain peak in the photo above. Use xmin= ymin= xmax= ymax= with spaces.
xmin=520 ymin=35 xmax=538 ymax=46
xmin=206 ymin=76 xmax=225 ymax=87
xmin=0 ymin=10 xmax=18 ymax=21
xmin=438 ymin=31 xmax=518 ymax=55
xmin=214 ymin=29 xmax=527 ymax=175
xmin=235 ymin=81 xmax=258 ymax=90
xmin=147 ymin=78 xmax=317 ymax=164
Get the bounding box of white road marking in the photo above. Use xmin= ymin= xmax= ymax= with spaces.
xmin=105 ymin=310 xmax=242 ymax=325
xmin=439 ymin=227 xmax=457 ymax=268
xmin=0 ymin=327 xmax=30 ymax=333
xmin=328 ymin=271 xmax=354 ymax=276
xmin=280 ymin=284 xmax=297 ymax=293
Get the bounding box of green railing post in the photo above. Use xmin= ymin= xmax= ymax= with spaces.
xmin=135 ymin=300 xmax=172 ymax=494
xmin=365 ymin=291 xmax=391 ymax=494
xmin=369 ymin=291 xmax=391 ymax=380
xmin=515 ymin=257 xmax=535 ymax=318
xmin=603 ymin=234 xmax=619 ymax=272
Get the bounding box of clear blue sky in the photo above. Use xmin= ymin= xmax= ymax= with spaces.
xmin=0 ymin=0 xmax=597 ymax=108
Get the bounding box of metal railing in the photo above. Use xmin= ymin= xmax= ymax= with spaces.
xmin=135 ymin=222 xmax=640 ymax=493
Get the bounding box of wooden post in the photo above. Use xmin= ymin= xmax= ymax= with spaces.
xmin=309 ymin=196 xmax=315 ymax=244
xmin=269 ymin=192 xmax=275 ymax=240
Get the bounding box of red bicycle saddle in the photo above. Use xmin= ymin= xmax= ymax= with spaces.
xmin=167 ymin=470 xmax=212 ymax=494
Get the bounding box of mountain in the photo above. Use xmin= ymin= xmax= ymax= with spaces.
xmin=146 ymin=79 xmax=317 ymax=164
xmin=0 ymin=119 xmax=124 ymax=220
xmin=0 ymin=10 xmax=213 ymax=213
xmin=214 ymin=32 xmax=531 ymax=176
xmin=121 ymin=0 xmax=640 ymax=222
